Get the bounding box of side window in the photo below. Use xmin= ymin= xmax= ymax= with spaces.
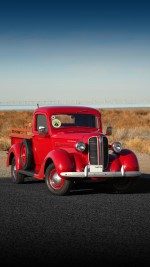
xmin=36 ymin=114 xmax=48 ymax=132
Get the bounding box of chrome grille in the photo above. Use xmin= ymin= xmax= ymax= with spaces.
xmin=89 ymin=137 xmax=98 ymax=164
xmin=89 ymin=136 xmax=108 ymax=169
xmin=102 ymin=136 xmax=109 ymax=169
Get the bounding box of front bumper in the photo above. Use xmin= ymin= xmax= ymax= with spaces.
xmin=60 ymin=165 xmax=142 ymax=178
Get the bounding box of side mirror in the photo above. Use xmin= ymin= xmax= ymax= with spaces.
xmin=38 ymin=126 xmax=47 ymax=135
xmin=105 ymin=126 xmax=112 ymax=136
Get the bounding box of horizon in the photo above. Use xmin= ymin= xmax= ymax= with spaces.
xmin=0 ymin=99 xmax=150 ymax=111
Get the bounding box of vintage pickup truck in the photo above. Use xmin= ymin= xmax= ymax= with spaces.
xmin=6 ymin=105 xmax=141 ymax=195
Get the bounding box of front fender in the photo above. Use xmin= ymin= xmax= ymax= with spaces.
xmin=118 ymin=149 xmax=140 ymax=171
xmin=6 ymin=143 xmax=22 ymax=171
xmin=108 ymin=153 xmax=121 ymax=172
xmin=50 ymin=149 xmax=74 ymax=173
xmin=34 ymin=149 xmax=83 ymax=179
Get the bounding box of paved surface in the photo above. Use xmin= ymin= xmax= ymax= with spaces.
xmin=1 ymin=174 xmax=150 ymax=266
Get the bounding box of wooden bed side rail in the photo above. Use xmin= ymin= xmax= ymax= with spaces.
xmin=24 ymin=123 xmax=32 ymax=127
xmin=10 ymin=127 xmax=32 ymax=133
xmin=10 ymin=123 xmax=32 ymax=138
xmin=10 ymin=133 xmax=32 ymax=139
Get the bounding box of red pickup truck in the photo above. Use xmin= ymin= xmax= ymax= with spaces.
xmin=6 ymin=105 xmax=141 ymax=195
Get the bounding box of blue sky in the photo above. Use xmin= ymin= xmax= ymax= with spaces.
xmin=0 ymin=0 xmax=150 ymax=105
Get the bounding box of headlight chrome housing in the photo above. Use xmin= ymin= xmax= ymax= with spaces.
xmin=112 ymin=142 xmax=122 ymax=153
xmin=75 ymin=141 xmax=86 ymax=152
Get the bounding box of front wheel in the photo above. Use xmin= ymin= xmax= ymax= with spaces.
xmin=11 ymin=157 xmax=25 ymax=184
xmin=111 ymin=177 xmax=135 ymax=193
xmin=45 ymin=163 xmax=73 ymax=196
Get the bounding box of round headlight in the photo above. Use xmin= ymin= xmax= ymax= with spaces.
xmin=76 ymin=141 xmax=86 ymax=152
xmin=112 ymin=142 xmax=122 ymax=153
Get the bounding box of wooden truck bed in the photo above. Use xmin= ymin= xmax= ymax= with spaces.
xmin=10 ymin=123 xmax=32 ymax=144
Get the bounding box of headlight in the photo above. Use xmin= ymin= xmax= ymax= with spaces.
xmin=75 ymin=141 xmax=86 ymax=152
xmin=112 ymin=142 xmax=122 ymax=153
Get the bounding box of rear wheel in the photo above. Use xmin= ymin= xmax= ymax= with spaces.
xmin=11 ymin=157 xmax=25 ymax=184
xmin=45 ymin=163 xmax=73 ymax=196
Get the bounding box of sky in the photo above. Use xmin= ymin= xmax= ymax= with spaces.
xmin=0 ymin=0 xmax=150 ymax=105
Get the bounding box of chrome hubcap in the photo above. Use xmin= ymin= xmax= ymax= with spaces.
xmin=52 ymin=173 xmax=62 ymax=185
xmin=13 ymin=164 xmax=16 ymax=177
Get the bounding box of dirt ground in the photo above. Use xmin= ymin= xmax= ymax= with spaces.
xmin=0 ymin=150 xmax=149 ymax=178
xmin=135 ymin=152 xmax=150 ymax=174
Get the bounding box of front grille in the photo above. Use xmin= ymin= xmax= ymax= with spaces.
xmin=88 ymin=136 xmax=108 ymax=169
xmin=89 ymin=137 xmax=98 ymax=164
xmin=102 ymin=136 xmax=109 ymax=169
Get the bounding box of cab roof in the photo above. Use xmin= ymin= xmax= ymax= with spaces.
xmin=34 ymin=105 xmax=101 ymax=117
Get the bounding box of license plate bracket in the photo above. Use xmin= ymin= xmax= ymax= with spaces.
xmin=89 ymin=165 xmax=103 ymax=172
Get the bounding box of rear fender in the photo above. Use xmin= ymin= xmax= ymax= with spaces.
xmin=6 ymin=143 xmax=22 ymax=171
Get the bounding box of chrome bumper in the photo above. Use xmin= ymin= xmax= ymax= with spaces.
xmin=60 ymin=165 xmax=142 ymax=178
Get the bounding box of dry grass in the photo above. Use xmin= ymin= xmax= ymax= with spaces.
xmin=0 ymin=109 xmax=150 ymax=154
xmin=0 ymin=111 xmax=33 ymax=151
xmin=100 ymin=109 xmax=150 ymax=154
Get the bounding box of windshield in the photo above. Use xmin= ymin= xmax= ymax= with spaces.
xmin=51 ymin=114 xmax=99 ymax=129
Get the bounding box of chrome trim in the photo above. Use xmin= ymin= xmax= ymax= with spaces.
xmin=88 ymin=135 xmax=111 ymax=170
xmin=60 ymin=164 xmax=142 ymax=178
xmin=88 ymin=136 xmax=98 ymax=165
xmin=100 ymin=136 xmax=103 ymax=167
xmin=60 ymin=171 xmax=141 ymax=178
xmin=121 ymin=165 xmax=125 ymax=176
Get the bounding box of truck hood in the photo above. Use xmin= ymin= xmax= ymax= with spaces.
xmin=52 ymin=130 xmax=103 ymax=151
xmin=52 ymin=130 xmax=102 ymax=141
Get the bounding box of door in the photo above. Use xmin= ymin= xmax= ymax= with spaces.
xmin=32 ymin=113 xmax=52 ymax=166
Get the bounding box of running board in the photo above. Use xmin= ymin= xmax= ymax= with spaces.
xmin=18 ymin=170 xmax=36 ymax=177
